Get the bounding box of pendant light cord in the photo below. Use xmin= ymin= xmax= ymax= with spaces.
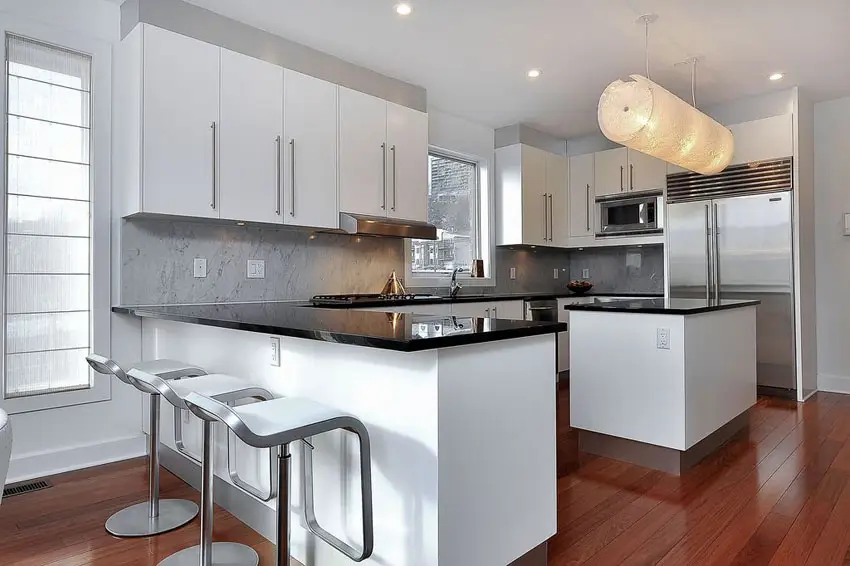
xmin=691 ymin=58 xmax=697 ymax=107
xmin=644 ymin=19 xmax=651 ymax=79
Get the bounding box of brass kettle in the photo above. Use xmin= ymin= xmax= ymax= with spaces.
xmin=380 ymin=271 xmax=406 ymax=296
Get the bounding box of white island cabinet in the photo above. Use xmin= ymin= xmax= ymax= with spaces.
xmin=118 ymin=303 xmax=561 ymax=566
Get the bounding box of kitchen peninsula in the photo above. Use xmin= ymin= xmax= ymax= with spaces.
xmin=566 ymin=298 xmax=759 ymax=474
xmin=114 ymin=303 xmax=566 ymax=566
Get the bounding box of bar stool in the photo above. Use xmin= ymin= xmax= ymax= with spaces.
xmin=184 ymin=391 xmax=374 ymax=565
xmin=129 ymin=368 xmax=276 ymax=566
xmin=86 ymin=354 xmax=206 ymax=537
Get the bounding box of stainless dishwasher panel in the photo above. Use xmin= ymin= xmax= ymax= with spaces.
xmin=524 ymin=299 xmax=558 ymax=322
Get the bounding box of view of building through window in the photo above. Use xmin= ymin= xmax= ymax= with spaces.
xmin=410 ymin=153 xmax=478 ymax=275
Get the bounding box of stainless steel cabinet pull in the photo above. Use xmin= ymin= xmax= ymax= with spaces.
xmin=381 ymin=143 xmax=387 ymax=210
xmin=493 ymin=306 xmax=498 ymax=318
xmin=485 ymin=308 xmax=490 ymax=317
xmin=704 ymin=204 xmax=711 ymax=302
xmin=289 ymin=139 xmax=296 ymax=217
xmin=548 ymin=193 xmax=554 ymax=241
xmin=275 ymin=136 xmax=281 ymax=215
xmin=391 ymin=145 xmax=397 ymax=212
xmin=543 ymin=193 xmax=548 ymax=241
xmin=620 ymin=165 xmax=624 ymax=192
xmin=210 ymin=122 xmax=217 ymax=210
xmin=585 ymin=184 xmax=591 ymax=232
xmin=713 ymin=202 xmax=720 ymax=301
xmin=630 ymin=164 xmax=634 ymax=191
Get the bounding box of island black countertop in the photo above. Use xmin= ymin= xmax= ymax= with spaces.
xmin=113 ymin=303 xmax=567 ymax=352
xmin=563 ymin=297 xmax=760 ymax=315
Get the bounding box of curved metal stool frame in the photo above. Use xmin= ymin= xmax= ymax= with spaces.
xmin=129 ymin=369 xmax=275 ymax=566
xmin=185 ymin=391 xmax=375 ymax=565
xmin=85 ymin=354 xmax=204 ymax=538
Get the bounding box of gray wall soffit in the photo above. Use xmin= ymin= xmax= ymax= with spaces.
xmin=495 ymin=123 xmax=566 ymax=155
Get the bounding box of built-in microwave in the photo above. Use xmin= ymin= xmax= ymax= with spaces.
xmin=596 ymin=192 xmax=664 ymax=237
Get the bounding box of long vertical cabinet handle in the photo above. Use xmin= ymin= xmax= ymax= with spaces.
xmin=543 ymin=194 xmax=548 ymax=241
xmin=391 ymin=145 xmax=397 ymax=212
xmin=289 ymin=139 xmax=296 ymax=217
xmin=381 ymin=143 xmax=387 ymax=210
xmin=620 ymin=166 xmax=624 ymax=192
xmin=630 ymin=164 xmax=634 ymax=191
xmin=275 ymin=136 xmax=282 ymax=216
xmin=210 ymin=122 xmax=217 ymax=210
xmin=493 ymin=306 xmax=498 ymax=318
xmin=713 ymin=203 xmax=720 ymax=302
xmin=704 ymin=204 xmax=711 ymax=302
xmin=548 ymin=193 xmax=553 ymax=241
xmin=585 ymin=184 xmax=591 ymax=232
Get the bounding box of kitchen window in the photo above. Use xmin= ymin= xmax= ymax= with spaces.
xmin=1 ymin=28 xmax=111 ymax=414
xmin=406 ymin=150 xmax=493 ymax=286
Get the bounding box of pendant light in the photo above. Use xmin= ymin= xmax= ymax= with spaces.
xmin=597 ymin=15 xmax=734 ymax=175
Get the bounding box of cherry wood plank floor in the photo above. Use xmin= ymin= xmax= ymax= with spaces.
xmin=3 ymin=393 xmax=850 ymax=565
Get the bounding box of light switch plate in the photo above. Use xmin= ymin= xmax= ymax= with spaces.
xmin=193 ymin=258 xmax=207 ymax=278
xmin=510 ymin=267 xmax=517 ymax=280
xmin=582 ymin=268 xmax=590 ymax=278
xmin=553 ymin=268 xmax=559 ymax=279
xmin=247 ymin=259 xmax=265 ymax=279
xmin=844 ymin=213 xmax=850 ymax=236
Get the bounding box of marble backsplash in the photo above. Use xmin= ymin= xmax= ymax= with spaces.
xmin=121 ymin=219 xmax=664 ymax=304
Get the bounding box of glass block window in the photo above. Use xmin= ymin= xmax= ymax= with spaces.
xmin=3 ymin=34 xmax=92 ymax=399
xmin=410 ymin=152 xmax=482 ymax=275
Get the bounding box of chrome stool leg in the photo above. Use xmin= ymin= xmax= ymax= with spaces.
xmin=159 ymin=420 xmax=259 ymax=566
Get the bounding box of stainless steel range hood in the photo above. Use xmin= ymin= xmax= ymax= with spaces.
xmin=339 ymin=213 xmax=438 ymax=240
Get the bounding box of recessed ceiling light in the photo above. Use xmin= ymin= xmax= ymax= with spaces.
xmin=395 ymin=3 xmax=412 ymax=16
xmin=769 ymin=72 xmax=784 ymax=81
xmin=527 ymin=69 xmax=542 ymax=79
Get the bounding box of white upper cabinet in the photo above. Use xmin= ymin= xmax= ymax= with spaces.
xmin=626 ymin=150 xmax=667 ymax=193
xmin=218 ymin=49 xmax=284 ymax=224
xmin=140 ymin=25 xmax=220 ymax=218
xmin=520 ymin=145 xmax=548 ymax=246
xmin=547 ymin=152 xmax=569 ymax=247
xmin=283 ymin=70 xmax=339 ymax=229
xmin=569 ymin=153 xmax=595 ymax=238
xmin=593 ymin=147 xmax=628 ymax=197
xmin=338 ymin=87 xmax=388 ymax=217
xmin=728 ymin=114 xmax=794 ymax=166
xmin=386 ymin=102 xmax=428 ymax=222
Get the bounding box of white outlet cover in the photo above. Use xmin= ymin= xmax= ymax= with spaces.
xmin=269 ymin=336 xmax=281 ymax=367
xmin=510 ymin=267 xmax=517 ymax=280
xmin=582 ymin=268 xmax=590 ymax=279
xmin=656 ymin=327 xmax=671 ymax=350
xmin=553 ymin=268 xmax=559 ymax=279
xmin=247 ymin=259 xmax=265 ymax=279
xmin=193 ymin=258 xmax=207 ymax=278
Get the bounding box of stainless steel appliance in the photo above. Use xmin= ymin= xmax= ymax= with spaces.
xmin=311 ymin=293 xmax=440 ymax=306
xmin=597 ymin=192 xmax=663 ymax=237
xmin=666 ymin=158 xmax=795 ymax=395
xmin=338 ymin=212 xmax=437 ymax=240
xmin=524 ymin=299 xmax=558 ymax=323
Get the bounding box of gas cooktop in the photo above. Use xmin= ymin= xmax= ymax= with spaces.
xmin=311 ymin=293 xmax=441 ymax=306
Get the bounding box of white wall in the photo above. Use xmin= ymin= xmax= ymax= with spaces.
xmin=2 ymin=0 xmax=146 ymax=482
xmin=814 ymin=96 xmax=850 ymax=393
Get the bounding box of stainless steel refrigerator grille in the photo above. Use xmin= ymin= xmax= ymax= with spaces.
xmin=666 ymin=158 xmax=793 ymax=203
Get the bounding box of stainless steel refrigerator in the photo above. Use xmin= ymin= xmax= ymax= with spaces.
xmin=666 ymin=158 xmax=796 ymax=395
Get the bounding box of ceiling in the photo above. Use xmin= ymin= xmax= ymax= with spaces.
xmin=184 ymin=0 xmax=850 ymax=139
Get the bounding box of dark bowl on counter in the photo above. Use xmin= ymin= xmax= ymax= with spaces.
xmin=567 ymin=281 xmax=594 ymax=295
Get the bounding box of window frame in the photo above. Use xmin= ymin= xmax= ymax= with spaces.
xmin=0 ymin=18 xmax=111 ymax=415
xmin=405 ymin=145 xmax=495 ymax=288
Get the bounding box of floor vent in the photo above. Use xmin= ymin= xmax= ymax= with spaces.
xmin=3 ymin=479 xmax=52 ymax=498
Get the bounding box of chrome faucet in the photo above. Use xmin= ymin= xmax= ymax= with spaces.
xmin=450 ymin=268 xmax=464 ymax=299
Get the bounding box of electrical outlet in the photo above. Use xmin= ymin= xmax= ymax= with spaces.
xmin=193 ymin=258 xmax=207 ymax=278
xmin=582 ymin=268 xmax=590 ymax=279
xmin=247 ymin=259 xmax=265 ymax=279
xmin=657 ymin=328 xmax=671 ymax=350
xmin=269 ymin=336 xmax=281 ymax=366
xmin=553 ymin=268 xmax=559 ymax=279
xmin=510 ymin=267 xmax=517 ymax=280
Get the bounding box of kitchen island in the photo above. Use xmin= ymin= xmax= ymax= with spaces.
xmin=565 ymin=298 xmax=759 ymax=474
xmin=114 ymin=303 xmax=566 ymax=566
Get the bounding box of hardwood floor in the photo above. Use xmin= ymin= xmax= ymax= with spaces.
xmin=3 ymin=393 xmax=850 ymax=565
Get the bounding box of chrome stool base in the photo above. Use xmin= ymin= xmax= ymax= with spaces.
xmin=106 ymin=499 xmax=198 ymax=537
xmin=158 ymin=542 xmax=258 ymax=566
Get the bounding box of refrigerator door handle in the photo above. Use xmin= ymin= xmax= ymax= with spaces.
xmin=712 ymin=202 xmax=720 ymax=302
xmin=704 ymin=204 xmax=712 ymax=302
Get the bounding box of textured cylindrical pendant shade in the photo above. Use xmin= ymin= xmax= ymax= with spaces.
xmin=598 ymin=74 xmax=734 ymax=175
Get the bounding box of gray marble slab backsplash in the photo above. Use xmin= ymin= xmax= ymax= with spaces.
xmin=121 ymin=218 xmax=664 ymax=304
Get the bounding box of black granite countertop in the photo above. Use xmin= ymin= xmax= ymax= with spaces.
xmin=563 ymin=298 xmax=760 ymax=315
xmin=309 ymin=290 xmax=664 ymax=309
xmin=113 ymin=303 xmax=567 ymax=352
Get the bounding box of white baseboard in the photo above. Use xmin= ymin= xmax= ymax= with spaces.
xmin=818 ymin=373 xmax=850 ymax=395
xmin=7 ymin=434 xmax=147 ymax=484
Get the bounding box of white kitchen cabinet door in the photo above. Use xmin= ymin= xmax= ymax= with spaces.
xmin=627 ymin=149 xmax=667 ymax=193
xmin=142 ymin=26 xmax=220 ymax=218
xmin=491 ymin=300 xmax=524 ymax=320
xmin=547 ymin=153 xmax=569 ymax=247
xmin=218 ymin=49 xmax=284 ymax=224
xmin=728 ymin=114 xmax=794 ymax=166
xmin=522 ymin=145 xmax=549 ymax=246
xmin=386 ymin=102 xmax=428 ymax=222
xmin=284 ymin=70 xmax=339 ymax=229
xmin=339 ymin=87 xmax=389 ymax=217
xmin=569 ymin=153 xmax=595 ymax=238
xmin=594 ymin=147 xmax=628 ymax=197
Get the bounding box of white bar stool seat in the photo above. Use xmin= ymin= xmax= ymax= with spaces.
xmin=86 ymin=354 xmax=205 ymax=537
xmin=185 ymin=393 xmax=374 ymax=565
xmin=130 ymin=368 xmax=275 ymax=566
